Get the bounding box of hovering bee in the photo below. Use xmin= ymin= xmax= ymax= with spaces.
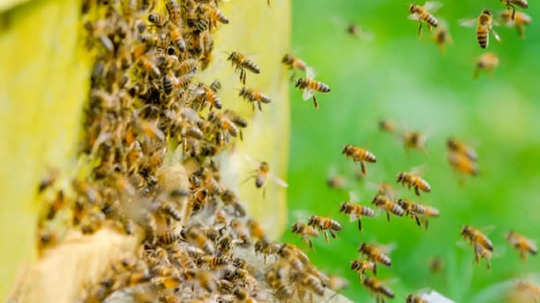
xmin=342 ymin=144 xmax=376 ymax=176
xmin=372 ymin=194 xmax=404 ymax=221
xmin=397 ymin=171 xmax=431 ymax=196
xmin=500 ymin=10 xmax=532 ymax=38
xmin=294 ymin=69 xmax=330 ymax=109
xmin=346 ymin=23 xmax=374 ymax=40
xmin=433 ymin=21 xmax=453 ymax=53
xmin=447 ymin=152 xmax=479 ymax=176
xmin=243 ymin=156 xmax=288 ymax=197
xmin=378 ymin=120 xmax=396 ymax=133
xmin=460 ymin=10 xmax=501 ymax=49
xmin=307 ymin=215 xmax=342 ymax=242
xmin=501 ymin=0 xmax=528 ymax=20
xmin=506 ymin=231 xmax=538 ymax=261
xmin=327 ymin=174 xmax=347 ymax=189
xmin=409 ymin=2 xmax=442 ymax=37
xmin=362 ymin=276 xmax=395 ymax=303
xmin=351 ymin=258 xmax=377 ymax=275
xmin=238 ymin=87 xmax=272 ymax=111
xmin=402 ymin=130 xmax=427 ymax=153
xmin=291 ymin=222 xmax=319 ymax=248
xmin=461 ymin=225 xmax=494 ymax=268
xmin=227 ymin=51 xmax=260 ymax=84
xmin=406 ymin=294 xmax=427 ymax=303
xmin=282 ymin=53 xmax=313 ymax=75
xmin=358 ymin=243 xmax=393 ymax=268
xmin=339 ymin=199 xmax=375 ymax=231
xmin=447 ymin=138 xmax=477 ymax=161
xmin=397 ymin=198 xmax=439 ymax=229
xmin=474 ymin=52 xmax=499 ymax=78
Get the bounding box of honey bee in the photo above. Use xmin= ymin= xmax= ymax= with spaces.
xmin=378 ymin=120 xmax=396 ymax=133
xmin=238 ymin=87 xmax=272 ymax=111
xmin=500 ymin=10 xmax=532 ymax=38
xmin=183 ymin=226 xmax=215 ymax=254
xmin=297 ymin=273 xmax=325 ymax=297
xmin=152 ymin=275 xmax=182 ymax=289
xmin=358 ymin=243 xmax=392 ymax=268
xmin=46 ymin=190 xmax=65 ymax=220
xmin=193 ymin=82 xmax=222 ymax=110
xmin=433 ymin=21 xmax=452 ymax=53
xmin=282 ymin=53 xmax=312 ymax=74
xmin=501 ymin=0 xmax=528 ymax=20
xmin=165 ymin=0 xmax=181 ymax=25
xmin=254 ymin=239 xmax=281 ymax=262
xmin=295 ymin=69 xmax=330 ymax=109
xmin=227 ymin=51 xmax=260 ymax=84
xmin=230 ymin=219 xmax=252 ymax=246
xmin=327 ymin=174 xmax=347 ymax=189
xmin=461 ymin=225 xmax=494 ymax=267
xmin=247 ymin=219 xmax=267 ymax=242
xmin=37 ymin=168 xmax=58 ymax=193
xmin=362 ymin=276 xmax=395 ymax=303
xmin=339 ymin=201 xmax=375 ymax=231
xmin=474 ymin=52 xmax=499 ymax=78
xmin=195 ymin=270 xmax=217 ymax=293
xmin=291 ymin=222 xmax=319 ymax=248
xmin=447 ymin=138 xmax=477 ymax=161
xmin=447 ymin=152 xmax=479 ymax=176
xmin=508 ymin=281 xmax=540 ymax=303
xmin=307 ymin=215 xmax=342 ymax=242
xmin=460 ymin=10 xmax=501 ymax=49
xmin=372 ymin=194 xmax=404 ymax=221
xmin=376 ymin=182 xmax=397 ymax=200
xmin=244 ymin=157 xmax=288 ymax=197
xmin=409 ymin=2 xmax=441 ymax=37
xmin=397 ymin=199 xmax=439 ymax=229
xmin=351 ymin=258 xmax=377 ymax=275
xmin=397 ymin=172 xmax=431 ymax=196
xmin=429 ymin=257 xmax=444 ymax=273
xmin=342 ymin=144 xmax=376 ymax=176
xmin=345 ymin=24 xmax=374 ymax=40
xmin=506 ymin=231 xmax=538 ymax=261
xmin=402 ymin=130 xmax=427 ymax=153
xmin=406 ymin=294 xmax=427 ymax=303
xmin=233 ymin=287 xmax=257 ymax=303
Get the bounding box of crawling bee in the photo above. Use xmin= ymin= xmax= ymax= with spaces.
xmin=342 ymin=144 xmax=376 ymax=176
xmin=461 ymin=225 xmax=494 ymax=267
xmin=351 ymin=258 xmax=377 ymax=275
xmin=397 ymin=198 xmax=439 ymax=229
xmin=291 ymin=222 xmax=319 ymax=248
xmin=506 ymin=231 xmax=538 ymax=261
xmin=372 ymin=194 xmax=404 ymax=221
xmin=227 ymin=51 xmax=260 ymax=84
xmin=500 ymin=10 xmax=532 ymax=38
xmin=460 ymin=10 xmax=501 ymax=49
xmin=409 ymin=2 xmax=441 ymax=37
xmin=239 ymin=87 xmax=271 ymax=111
xmin=247 ymin=219 xmax=267 ymax=242
xmin=295 ymin=70 xmax=331 ymax=109
xmin=474 ymin=52 xmax=499 ymax=78
xmin=307 ymin=215 xmax=342 ymax=242
xmin=339 ymin=201 xmax=375 ymax=231
xmin=183 ymin=226 xmax=215 ymax=254
xmin=362 ymin=276 xmax=395 ymax=303
xmin=297 ymin=273 xmax=325 ymax=297
xmin=397 ymin=172 xmax=431 ymax=196
xmin=358 ymin=243 xmax=392 ymax=268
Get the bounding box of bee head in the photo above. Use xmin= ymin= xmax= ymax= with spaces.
xmin=482 ymin=9 xmax=491 ymax=16
xmin=339 ymin=202 xmax=347 ymax=212
xmin=460 ymin=225 xmax=470 ymax=236
xmin=409 ymin=4 xmax=417 ymax=13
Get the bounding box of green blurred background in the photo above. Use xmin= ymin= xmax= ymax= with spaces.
xmin=281 ymin=0 xmax=540 ymax=302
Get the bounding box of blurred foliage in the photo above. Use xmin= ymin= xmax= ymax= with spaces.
xmin=282 ymin=0 xmax=540 ymax=302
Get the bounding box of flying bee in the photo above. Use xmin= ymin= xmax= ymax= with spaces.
xmin=291 ymin=222 xmax=319 ymax=248
xmin=474 ymin=242 xmax=493 ymax=269
xmin=307 ymin=215 xmax=342 ymax=242
xmin=409 ymin=2 xmax=442 ymax=37
xmin=358 ymin=243 xmax=393 ymax=269
xmin=460 ymin=10 xmax=501 ymax=49
xmin=327 ymin=174 xmax=347 ymax=189
xmin=506 ymin=231 xmax=538 ymax=261
xmin=346 ymin=23 xmax=374 ymax=40
xmin=295 ymin=69 xmax=330 ymax=109
xmin=402 ymin=130 xmax=427 ymax=153
xmin=500 ymin=10 xmax=531 ymax=38
xmin=372 ymin=194 xmax=404 ymax=221
xmin=433 ymin=21 xmax=453 ymax=53
xmin=474 ymin=52 xmax=499 ymax=78
xmin=282 ymin=53 xmax=312 ymax=74
xmin=243 ymin=155 xmax=288 ymax=197
xmin=378 ymin=120 xmax=396 ymax=133
xmin=447 ymin=137 xmax=477 ymax=161
xmin=461 ymin=225 xmax=494 ymax=267
xmin=199 ymin=4 xmax=229 ymax=29
xmin=227 ymin=51 xmax=260 ymax=84
xmin=362 ymin=276 xmax=395 ymax=303
xmin=397 ymin=171 xmax=431 ymax=196
xmin=397 ymin=199 xmax=439 ymax=229
xmin=342 ymin=144 xmax=376 ymax=176
xmin=406 ymin=294 xmax=428 ymax=303
xmin=238 ymin=87 xmax=272 ymax=111
xmin=501 ymin=0 xmax=528 ymax=20
xmin=447 ymin=152 xmax=479 ymax=176
xmin=351 ymin=258 xmax=377 ymax=275
xmin=429 ymin=257 xmax=444 ymax=273
xmin=339 ymin=200 xmax=375 ymax=231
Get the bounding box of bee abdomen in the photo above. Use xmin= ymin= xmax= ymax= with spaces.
xmin=243 ymin=60 xmax=260 ymax=74
xmin=391 ymin=204 xmax=404 ymax=216
xmin=362 ymin=207 xmax=375 ymax=217
xmin=425 ymin=14 xmax=438 ymax=27
xmin=477 ymin=30 xmax=488 ymax=48
xmin=379 ymin=285 xmax=395 ymax=298
xmin=310 ymin=80 xmax=331 ymax=92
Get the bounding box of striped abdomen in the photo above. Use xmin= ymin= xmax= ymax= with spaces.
xmin=422 ymin=12 xmax=438 ymax=28
xmin=476 ymin=25 xmax=489 ymax=48
xmin=242 ymin=59 xmax=260 ymax=74
xmin=388 ymin=202 xmax=404 ymax=217
xmin=308 ymin=79 xmax=330 ymax=92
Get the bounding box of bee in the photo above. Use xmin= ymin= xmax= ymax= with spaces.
xmin=199 ymin=4 xmax=229 ymax=29
xmin=183 ymin=226 xmax=215 ymax=254
xmin=295 ymin=69 xmax=330 ymax=109
xmin=168 ymin=24 xmax=186 ymax=53
xmin=378 ymin=120 xmax=396 ymax=133
xmin=236 ymin=87 xmax=271 ymax=111
xmin=474 ymin=242 xmax=493 ymax=269
xmin=307 ymin=215 xmax=342 ymax=242
xmin=376 ymin=182 xmax=397 ymax=200
xmin=362 ymin=277 xmax=395 ymax=302
xmin=46 ymin=190 xmax=65 ymax=220
xmin=508 ymin=281 xmax=540 ymax=303
xmin=254 ymin=239 xmax=281 ymax=262
xmin=461 ymin=225 xmax=494 ymax=266
xmin=409 ymin=2 xmax=441 ymax=37
xmin=227 ymin=51 xmax=260 ymax=84
xmin=358 ymin=243 xmax=392 ymax=269
xmin=328 ymin=275 xmax=349 ymax=291
xmin=406 ymin=294 xmax=428 ymax=303
xmin=195 ymin=270 xmax=217 ymax=293
xmin=501 ymin=0 xmax=528 ymax=20
xmin=506 ymin=231 xmax=538 ymax=261
xmin=474 ymin=52 xmax=499 ymax=78
xmin=397 ymin=199 xmax=439 ymax=229
xmin=247 ymin=219 xmax=267 ymax=242
xmin=37 ymin=168 xmax=58 ymax=193
xmin=152 ymin=276 xmax=182 ymax=289
xmin=327 ymin=174 xmax=347 ymax=189
xmin=447 ymin=152 xmax=479 ymax=176
xmin=291 ymin=222 xmax=319 ymax=248
xmin=233 ymin=288 xmax=257 ymax=303
xmin=282 ymin=53 xmax=313 ymax=75
xmin=165 ymin=0 xmax=181 ymax=25
xmin=429 ymin=257 xmax=444 ymax=273
xmin=351 ymin=258 xmax=377 ymax=275
xmin=339 ymin=201 xmax=375 ymax=231
xmin=447 ymin=138 xmax=477 ymax=161
xmin=345 ymin=24 xmax=374 ymax=40
xmin=500 ymin=10 xmax=532 ymax=38
xmin=433 ymin=22 xmax=452 ymax=53
xmin=296 ymin=273 xmax=325 ymax=297
xmin=460 ymin=10 xmax=501 ymax=49
xmin=193 ymin=82 xmax=222 ymax=110
xmin=148 ymin=12 xmax=166 ymax=28
xmin=244 ymin=158 xmax=288 ymax=197
xmin=372 ymin=194 xmax=404 ymax=221
xmin=402 ymin=130 xmax=427 ymax=153
xmin=342 ymin=144 xmax=376 ymax=176
xmin=230 ymin=219 xmax=251 ymax=246
xmin=397 ymin=172 xmax=431 ymax=196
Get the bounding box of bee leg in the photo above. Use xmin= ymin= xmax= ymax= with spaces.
xmin=386 ymin=212 xmax=390 ymax=222
xmin=424 ymin=220 xmax=429 ymax=230
xmin=415 ymin=216 xmax=421 ymax=226
xmin=511 ymin=6 xmax=516 ymax=20
xmin=308 ymin=239 xmax=313 ymax=249
xmin=329 ymin=230 xmax=336 ymax=239
xmin=324 ymin=231 xmax=329 ymax=242
xmin=358 ymin=219 xmax=362 ymax=231
xmin=360 ymin=161 xmax=367 ymax=176
xmin=312 ymin=95 xmax=318 ymax=109
xmin=417 ymin=22 xmax=423 ymax=38
xmin=415 ymin=187 xmax=420 ymax=196
xmin=257 ymin=101 xmax=262 ymax=111
xmin=373 ymin=264 xmax=377 ymax=275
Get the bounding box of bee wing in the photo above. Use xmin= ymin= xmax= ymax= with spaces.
xmin=410 ymin=165 xmax=427 ymax=176
xmin=491 ymin=28 xmax=502 ymax=43
xmin=376 ymin=242 xmax=397 ymax=255
xmin=424 ymin=1 xmax=443 ymax=12
xmin=242 ymin=153 xmax=261 ymax=169
xmin=419 ymin=290 xmax=455 ymax=303
xmin=305 ymin=66 xmax=316 ymax=79
xmin=302 ymin=88 xmax=314 ymax=101
xmin=291 ymin=209 xmax=312 ymax=222
xmin=270 ymin=174 xmax=288 ymax=188
xmin=409 ymin=14 xmax=421 ymax=21
xmin=459 ymin=18 xmax=477 ymax=28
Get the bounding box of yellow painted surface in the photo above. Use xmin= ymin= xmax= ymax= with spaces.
xmin=0 ymin=0 xmax=290 ymax=300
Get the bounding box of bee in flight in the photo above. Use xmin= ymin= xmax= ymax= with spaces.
xmin=307 ymin=215 xmax=342 ymax=242
xmin=409 ymin=2 xmax=442 ymax=37
xmin=474 ymin=52 xmax=499 ymax=78
xmin=282 ymin=53 xmax=313 ymax=75
xmin=351 ymin=258 xmax=377 ymax=275
xmin=227 ymin=51 xmax=260 ymax=84
xmin=397 ymin=198 xmax=439 ymax=229
xmin=243 ymin=155 xmax=288 ymax=197
xmin=447 ymin=137 xmax=477 ymax=161
xmin=327 ymin=173 xmax=347 ymax=190
xmin=447 ymin=152 xmax=479 ymax=176
xmin=291 ymin=222 xmax=319 ymax=248
xmin=500 ymin=0 xmax=528 ymax=20
xmin=433 ymin=20 xmax=453 ymax=53
xmin=500 ymin=9 xmax=532 ymax=38
xmin=294 ymin=68 xmax=330 ymax=109
xmin=506 ymin=231 xmax=538 ymax=261
xmin=378 ymin=120 xmax=396 ymax=133
xmin=362 ymin=276 xmax=395 ymax=303
xmin=342 ymin=144 xmax=376 ymax=176
xmin=372 ymin=194 xmax=404 ymax=221
xmin=339 ymin=194 xmax=375 ymax=231
xmin=460 ymin=10 xmax=501 ymax=49
xmin=461 ymin=225 xmax=494 ymax=269
xmin=397 ymin=171 xmax=431 ymax=196
xmin=238 ymin=87 xmax=272 ymax=111
xmin=358 ymin=242 xmax=393 ymax=270
xmin=402 ymin=130 xmax=427 ymax=153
